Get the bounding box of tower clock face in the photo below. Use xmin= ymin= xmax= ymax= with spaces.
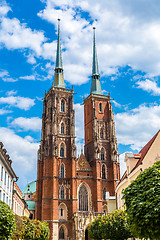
xmin=79 ymin=158 xmax=85 ymax=167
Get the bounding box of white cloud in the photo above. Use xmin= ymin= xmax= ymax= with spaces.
xmin=136 ymin=79 xmax=160 ymax=95
xmin=36 ymin=0 xmax=160 ymax=85
xmin=119 ymin=153 xmax=127 ymax=178
xmin=0 ymin=127 xmax=39 ymax=188
xmin=115 ymin=104 xmax=160 ymax=151
xmin=0 ymin=69 xmax=17 ymax=82
xmin=19 ymin=75 xmax=36 ymax=80
xmin=74 ymin=103 xmax=84 ymax=156
xmin=0 ymin=96 xmax=35 ymax=110
xmin=0 ymin=1 xmax=11 ymax=17
xmin=6 ymin=90 xmax=17 ymax=96
xmin=0 ymin=108 xmax=12 ymax=115
xmin=11 ymin=117 xmax=42 ymax=131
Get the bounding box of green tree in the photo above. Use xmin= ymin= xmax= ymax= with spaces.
xmin=12 ymin=215 xmax=50 ymax=240
xmin=123 ymin=160 xmax=160 ymax=240
xmin=0 ymin=200 xmax=15 ymax=240
xmin=88 ymin=210 xmax=131 ymax=240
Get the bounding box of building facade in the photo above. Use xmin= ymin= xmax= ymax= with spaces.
xmin=116 ymin=130 xmax=160 ymax=210
xmin=0 ymin=142 xmax=17 ymax=208
xmin=13 ymin=182 xmax=30 ymax=217
xmin=36 ymin=21 xmax=120 ymax=240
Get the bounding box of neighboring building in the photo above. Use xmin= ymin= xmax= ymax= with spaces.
xmin=116 ymin=130 xmax=160 ymax=210
xmin=13 ymin=182 xmax=30 ymax=217
xmin=22 ymin=180 xmax=36 ymax=219
xmin=36 ymin=20 xmax=120 ymax=240
xmin=0 ymin=142 xmax=17 ymax=208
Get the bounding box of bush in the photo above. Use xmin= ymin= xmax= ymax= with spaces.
xmin=88 ymin=210 xmax=131 ymax=240
xmin=0 ymin=200 xmax=15 ymax=240
xmin=12 ymin=215 xmax=50 ymax=240
xmin=123 ymin=160 xmax=160 ymax=240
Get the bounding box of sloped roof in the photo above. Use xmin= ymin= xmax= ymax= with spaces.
xmin=77 ymin=153 xmax=91 ymax=170
xmin=130 ymin=130 xmax=160 ymax=173
xmin=25 ymin=200 xmax=35 ymax=210
xmin=22 ymin=180 xmax=36 ymax=197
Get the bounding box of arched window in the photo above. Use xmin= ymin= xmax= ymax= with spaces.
xmin=61 ymin=123 xmax=64 ymax=134
xmin=100 ymin=129 xmax=104 ymax=139
xmin=101 ymin=150 xmax=104 ymax=161
xmin=61 ymin=100 xmax=65 ymax=112
xmin=102 ymin=165 xmax=106 ymax=179
xmin=60 ymin=186 xmax=64 ymax=199
xmin=99 ymin=103 xmax=102 ymax=113
xmin=79 ymin=185 xmax=88 ymax=211
xmin=61 ymin=208 xmax=63 ymax=217
xmin=60 ymin=164 xmax=65 ymax=178
xmin=60 ymin=144 xmax=64 ymax=157
xmin=103 ymin=188 xmax=106 ymax=200
xmin=59 ymin=226 xmax=65 ymax=240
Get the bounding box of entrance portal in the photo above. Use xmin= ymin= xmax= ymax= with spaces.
xmin=85 ymin=229 xmax=88 ymax=240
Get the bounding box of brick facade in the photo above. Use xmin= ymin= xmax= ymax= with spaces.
xmin=35 ymin=86 xmax=120 ymax=240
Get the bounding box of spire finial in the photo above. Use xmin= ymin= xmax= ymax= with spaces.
xmin=91 ymin=27 xmax=102 ymax=95
xmin=53 ymin=19 xmax=65 ymax=88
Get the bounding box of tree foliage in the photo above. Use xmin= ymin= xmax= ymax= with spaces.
xmin=123 ymin=160 xmax=160 ymax=240
xmin=12 ymin=215 xmax=50 ymax=240
xmin=88 ymin=210 xmax=131 ymax=240
xmin=0 ymin=200 xmax=15 ymax=240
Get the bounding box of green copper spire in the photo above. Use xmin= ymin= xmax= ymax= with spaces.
xmin=91 ymin=27 xmax=102 ymax=95
xmin=53 ymin=19 xmax=65 ymax=88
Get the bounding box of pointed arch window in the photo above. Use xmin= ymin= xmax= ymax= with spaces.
xmin=60 ymin=186 xmax=64 ymax=199
xmin=61 ymin=123 xmax=64 ymax=134
xmin=100 ymin=129 xmax=104 ymax=139
xmin=59 ymin=226 xmax=65 ymax=240
xmin=99 ymin=103 xmax=102 ymax=113
xmin=103 ymin=188 xmax=106 ymax=200
xmin=60 ymin=144 xmax=64 ymax=157
xmin=79 ymin=185 xmax=88 ymax=211
xmin=61 ymin=99 xmax=65 ymax=112
xmin=102 ymin=165 xmax=106 ymax=179
xmin=101 ymin=150 xmax=104 ymax=161
xmin=60 ymin=164 xmax=65 ymax=178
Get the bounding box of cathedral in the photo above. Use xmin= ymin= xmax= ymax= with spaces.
xmin=35 ymin=20 xmax=120 ymax=240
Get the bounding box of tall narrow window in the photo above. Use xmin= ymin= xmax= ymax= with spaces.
xmin=3 ymin=193 xmax=5 ymax=202
xmin=0 ymin=190 xmax=1 ymax=200
xmin=79 ymin=185 xmax=88 ymax=211
xmin=61 ymin=123 xmax=64 ymax=134
xmin=60 ymin=164 xmax=65 ymax=178
xmin=100 ymin=129 xmax=104 ymax=139
xmin=60 ymin=186 xmax=64 ymax=199
xmin=87 ymin=127 xmax=89 ymax=141
xmin=101 ymin=150 xmax=104 ymax=161
xmin=1 ymin=166 xmax=3 ymax=181
xmin=61 ymin=100 xmax=65 ymax=112
xmin=4 ymin=171 xmax=6 ymax=185
xmin=99 ymin=103 xmax=102 ymax=113
xmin=102 ymin=165 xmax=106 ymax=179
xmin=59 ymin=226 xmax=65 ymax=240
xmin=10 ymin=180 xmax=12 ymax=193
xmin=60 ymin=144 xmax=64 ymax=157
xmin=103 ymin=188 xmax=106 ymax=200
xmin=87 ymin=105 xmax=89 ymax=115
xmin=61 ymin=208 xmax=63 ymax=217
xmin=7 ymin=176 xmax=9 ymax=188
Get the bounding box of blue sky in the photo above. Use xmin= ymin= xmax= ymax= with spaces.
xmin=1 ymin=0 xmax=160 ymax=190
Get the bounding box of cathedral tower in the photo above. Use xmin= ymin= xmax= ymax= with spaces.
xmin=84 ymin=28 xmax=120 ymax=212
xmin=36 ymin=19 xmax=76 ymax=240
